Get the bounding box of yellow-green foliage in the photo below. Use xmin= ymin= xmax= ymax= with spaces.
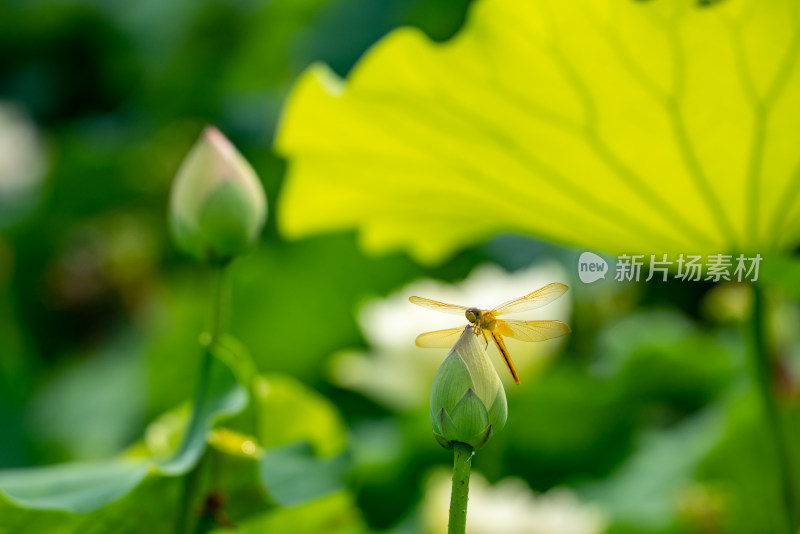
xmin=277 ymin=0 xmax=800 ymax=262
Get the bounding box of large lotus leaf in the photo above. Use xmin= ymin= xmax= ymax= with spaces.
xmin=276 ymin=0 xmax=800 ymax=263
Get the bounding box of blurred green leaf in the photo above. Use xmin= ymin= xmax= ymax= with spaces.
xmin=759 ymin=255 xmax=800 ymax=300
xmin=28 ymin=332 xmax=146 ymax=462
xmin=259 ymin=442 xmax=349 ymax=507
xmin=579 ymin=404 xmax=726 ymax=532
xmin=210 ymin=491 xmax=366 ymax=534
xmin=252 ymin=374 xmax=350 ymax=506
xmin=277 ymin=0 xmax=800 ymax=263
xmin=253 ymin=374 xmax=347 ymax=457
xmin=229 ymin=235 xmax=424 ymax=382
xmin=157 ymin=347 xmax=248 ymax=475
xmin=697 ymin=391 xmax=800 ymax=534
xmin=0 ymin=459 xmax=149 ymax=514
xmin=0 ymin=345 xmax=247 ymax=518
xmin=213 ymin=335 xmax=259 ymax=389
xmin=503 ymin=367 xmax=637 ymax=487
xmin=0 ymin=475 xmax=178 ymax=534
xmin=596 ymin=310 xmax=742 ymax=406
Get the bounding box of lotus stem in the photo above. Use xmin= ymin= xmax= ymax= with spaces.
xmin=176 ymin=264 xmax=227 ymax=534
xmin=448 ymin=442 xmax=474 ymax=534
xmin=750 ymin=283 xmax=798 ymax=534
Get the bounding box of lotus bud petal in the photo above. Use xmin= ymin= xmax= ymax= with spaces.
xmin=430 ymin=327 xmax=507 ymax=449
xmin=170 ymin=126 xmax=266 ymax=263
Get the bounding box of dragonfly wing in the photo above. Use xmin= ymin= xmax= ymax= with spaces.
xmin=497 ymin=319 xmax=571 ymax=341
xmin=409 ymin=296 xmax=468 ymax=315
xmin=491 ymin=283 xmax=568 ymax=315
xmin=415 ymin=327 xmax=467 ymax=348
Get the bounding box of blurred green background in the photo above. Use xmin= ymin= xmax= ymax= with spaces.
xmin=1 ymin=0 xmax=800 ymax=533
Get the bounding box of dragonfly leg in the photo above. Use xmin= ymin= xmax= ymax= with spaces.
xmin=481 ymin=329 xmax=489 ymax=350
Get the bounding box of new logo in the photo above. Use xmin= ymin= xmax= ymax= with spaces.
xmin=578 ymin=252 xmax=608 ymax=284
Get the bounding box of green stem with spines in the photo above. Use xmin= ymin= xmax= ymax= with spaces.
xmin=751 ymin=283 xmax=798 ymax=534
xmin=448 ymin=442 xmax=473 ymax=534
xmin=176 ymin=264 xmax=227 ymax=534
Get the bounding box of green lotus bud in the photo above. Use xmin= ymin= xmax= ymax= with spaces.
xmin=430 ymin=327 xmax=507 ymax=450
xmin=169 ymin=126 xmax=267 ymax=263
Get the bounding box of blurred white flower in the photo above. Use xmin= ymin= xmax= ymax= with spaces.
xmin=0 ymin=102 xmax=47 ymax=226
xmin=423 ymin=470 xmax=607 ymax=534
xmin=330 ymin=263 xmax=571 ymax=411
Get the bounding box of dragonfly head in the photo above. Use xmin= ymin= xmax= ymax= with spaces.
xmin=465 ymin=307 xmax=481 ymax=323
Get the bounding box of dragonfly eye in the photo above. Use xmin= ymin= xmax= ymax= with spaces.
xmin=465 ymin=309 xmax=479 ymax=323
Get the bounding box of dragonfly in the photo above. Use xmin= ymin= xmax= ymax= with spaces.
xmin=409 ymin=283 xmax=570 ymax=385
